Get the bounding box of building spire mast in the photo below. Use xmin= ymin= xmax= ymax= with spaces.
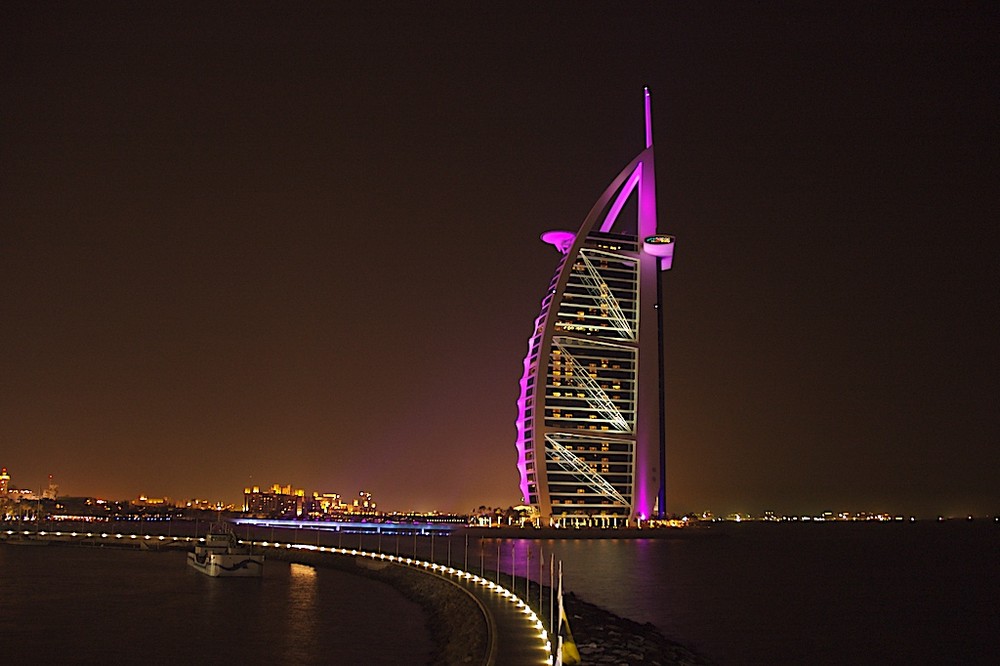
xmin=644 ymin=86 xmax=653 ymax=148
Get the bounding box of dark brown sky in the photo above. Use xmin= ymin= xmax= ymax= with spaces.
xmin=2 ymin=2 xmax=997 ymax=515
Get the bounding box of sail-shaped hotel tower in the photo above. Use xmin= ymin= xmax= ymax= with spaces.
xmin=514 ymin=90 xmax=675 ymax=525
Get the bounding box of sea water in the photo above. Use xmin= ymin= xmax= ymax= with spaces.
xmin=3 ymin=522 xmax=997 ymax=665
xmin=0 ymin=545 xmax=434 ymax=664
xmin=496 ymin=521 xmax=1000 ymax=664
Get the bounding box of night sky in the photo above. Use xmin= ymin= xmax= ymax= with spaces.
xmin=3 ymin=2 xmax=997 ymax=515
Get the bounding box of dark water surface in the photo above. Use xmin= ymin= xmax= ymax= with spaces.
xmin=3 ymin=522 xmax=997 ymax=665
xmin=494 ymin=521 xmax=1000 ymax=665
xmin=0 ymin=545 xmax=433 ymax=664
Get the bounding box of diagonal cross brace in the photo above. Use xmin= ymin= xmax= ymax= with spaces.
xmin=553 ymin=340 xmax=631 ymax=432
xmin=545 ymin=435 xmax=629 ymax=507
xmin=576 ymin=250 xmax=635 ymax=340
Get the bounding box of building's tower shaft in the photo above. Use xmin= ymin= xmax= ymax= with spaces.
xmin=515 ymin=90 xmax=673 ymax=524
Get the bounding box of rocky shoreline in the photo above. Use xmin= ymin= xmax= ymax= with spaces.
xmin=562 ymin=590 xmax=714 ymax=665
xmin=273 ymin=547 xmax=713 ymax=665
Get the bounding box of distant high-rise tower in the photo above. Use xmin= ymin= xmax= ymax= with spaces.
xmin=0 ymin=467 xmax=9 ymax=496
xmin=514 ymin=90 xmax=675 ymax=524
xmin=42 ymin=474 xmax=59 ymax=500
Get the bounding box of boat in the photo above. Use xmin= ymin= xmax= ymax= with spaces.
xmin=187 ymin=527 xmax=264 ymax=577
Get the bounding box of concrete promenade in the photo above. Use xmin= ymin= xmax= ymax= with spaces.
xmin=419 ymin=559 xmax=552 ymax=665
xmin=274 ymin=541 xmax=553 ymax=666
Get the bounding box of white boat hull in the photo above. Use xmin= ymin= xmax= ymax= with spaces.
xmin=188 ymin=532 xmax=264 ymax=577
xmin=187 ymin=550 xmax=264 ymax=577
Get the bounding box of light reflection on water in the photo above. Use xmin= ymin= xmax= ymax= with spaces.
xmin=0 ymin=546 xmax=434 ymax=663
xmin=22 ymin=523 xmax=991 ymax=664
xmin=283 ymin=563 xmax=319 ymax=663
xmin=469 ymin=524 xmax=999 ymax=665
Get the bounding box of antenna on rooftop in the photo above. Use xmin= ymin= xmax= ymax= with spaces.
xmin=644 ymin=86 xmax=653 ymax=148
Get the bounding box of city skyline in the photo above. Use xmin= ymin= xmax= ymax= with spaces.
xmin=2 ymin=4 xmax=997 ymax=515
xmin=5 ymin=461 xmax=995 ymax=521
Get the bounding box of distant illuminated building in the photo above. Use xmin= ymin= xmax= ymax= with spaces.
xmin=349 ymin=491 xmax=377 ymax=515
xmin=0 ymin=467 xmax=9 ymax=497
xmin=307 ymin=492 xmax=344 ymax=517
xmin=185 ymin=498 xmax=228 ymax=511
xmin=514 ymin=89 xmax=675 ymax=524
xmin=133 ymin=495 xmax=171 ymax=507
xmin=243 ymin=485 xmax=304 ymax=518
xmin=42 ymin=474 xmax=59 ymax=500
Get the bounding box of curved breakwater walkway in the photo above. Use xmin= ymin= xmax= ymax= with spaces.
xmin=1 ymin=529 xmax=552 ymax=665
xmin=261 ymin=540 xmax=552 ymax=665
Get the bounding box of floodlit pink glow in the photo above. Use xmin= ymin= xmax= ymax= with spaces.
xmin=515 ymin=89 xmax=672 ymax=520
xmin=644 ymin=86 xmax=653 ymax=149
xmin=540 ymin=229 xmax=576 ymax=254
xmin=644 ymin=236 xmax=675 ymax=271
xmin=638 ymin=162 xmax=657 ymax=239
xmin=642 ymin=236 xmax=674 ymax=257
xmin=514 ymin=310 xmax=546 ymax=505
xmin=599 ymin=164 xmax=641 ymax=234
xmin=634 ymin=90 xmax=658 ymax=518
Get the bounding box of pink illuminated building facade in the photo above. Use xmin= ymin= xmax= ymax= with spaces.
xmin=515 ymin=90 xmax=675 ymax=524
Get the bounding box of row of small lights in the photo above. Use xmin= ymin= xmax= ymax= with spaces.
xmin=257 ymin=539 xmax=554 ymax=665
xmin=3 ymin=530 xmax=554 ymax=665
xmin=5 ymin=529 xmax=196 ymax=540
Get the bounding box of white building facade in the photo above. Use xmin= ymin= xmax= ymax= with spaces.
xmin=514 ymin=90 xmax=675 ymax=524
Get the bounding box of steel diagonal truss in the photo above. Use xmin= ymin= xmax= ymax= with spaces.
xmin=552 ymin=339 xmax=630 ymax=432
xmin=545 ymin=435 xmax=629 ymax=507
xmin=577 ymin=250 xmax=635 ymax=340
